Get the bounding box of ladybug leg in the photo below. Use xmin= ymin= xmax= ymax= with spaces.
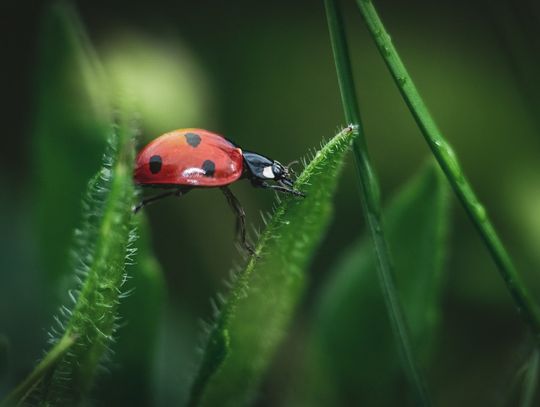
xmin=258 ymin=181 xmax=306 ymax=198
xmin=220 ymin=186 xmax=256 ymax=256
xmin=134 ymin=187 xmax=191 ymax=213
xmin=174 ymin=187 xmax=191 ymax=198
xmin=133 ymin=190 xmax=176 ymax=213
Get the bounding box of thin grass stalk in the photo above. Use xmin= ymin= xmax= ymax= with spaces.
xmin=324 ymin=0 xmax=430 ymax=404
xmin=355 ymin=0 xmax=540 ymax=343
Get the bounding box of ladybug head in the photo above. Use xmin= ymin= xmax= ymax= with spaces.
xmin=243 ymin=151 xmax=296 ymax=186
xmin=269 ymin=160 xmax=298 ymax=188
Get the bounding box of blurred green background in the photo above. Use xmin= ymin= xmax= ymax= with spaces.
xmin=1 ymin=0 xmax=540 ymax=405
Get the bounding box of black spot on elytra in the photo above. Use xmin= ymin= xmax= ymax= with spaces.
xmin=185 ymin=132 xmax=201 ymax=147
xmin=149 ymin=155 xmax=162 ymax=174
xmin=202 ymin=160 xmax=215 ymax=177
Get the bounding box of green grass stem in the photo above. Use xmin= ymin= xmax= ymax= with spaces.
xmin=324 ymin=0 xmax=430 ymax=405
xmin=355 ymin=0 xmax=540 ymax=343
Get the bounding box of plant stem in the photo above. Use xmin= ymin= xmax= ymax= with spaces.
xmin=1 ymin=335 xmax=76 ymax=406
xmin=355 ymin=0 xmax=540 ymax=343
xmin=324 ymin=0 xmax=430 ymax=405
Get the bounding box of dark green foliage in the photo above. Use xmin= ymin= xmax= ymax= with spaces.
xmin=33 ymin=2 xmax=110 ymax=290
xmin=520 ymin=350 xmax=540 ymax=407
xmin=297 ymin=163 xmax=450 ymax=405
xmin=10 ymin=3 xmax=149 ymax=404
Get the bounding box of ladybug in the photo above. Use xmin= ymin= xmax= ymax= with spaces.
xmin=134 ymin=128 xmax=305 ymax=254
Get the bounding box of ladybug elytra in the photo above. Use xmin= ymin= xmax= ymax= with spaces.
xmin=134 ymin=128 xmax=304 ymax=254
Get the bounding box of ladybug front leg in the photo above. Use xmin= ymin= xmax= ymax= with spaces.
xmin=220 ymin=186 xmax=256 ymax=256
xmin=258 ymin=181 xmax=306 ymax=198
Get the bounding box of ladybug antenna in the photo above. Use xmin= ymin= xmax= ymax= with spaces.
xmin=285 ymin=160 xmax=300 ymax=176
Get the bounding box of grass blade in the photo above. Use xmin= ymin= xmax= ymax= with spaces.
xmin=296 ymin=163 xmax=450 ymax=405
xmin=324 ymin=0 xmax=430 ymax=404
xmin=24 ymin=111 xmax=136 ymax=405
xmin=355 ymin=0 xmax=540 ymax=343
xmin=189 ymin=125 xmax=357 ymax=406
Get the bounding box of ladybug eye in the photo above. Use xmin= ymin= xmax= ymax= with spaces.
xmin=149 ymin=155 xmax=162 ymax=174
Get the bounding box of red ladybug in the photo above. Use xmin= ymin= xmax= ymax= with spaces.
xmin=134 ymin=128 xmax=304 ymax=254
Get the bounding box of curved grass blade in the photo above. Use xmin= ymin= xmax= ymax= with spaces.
xmin=10 ymin=112 xmax=137 ymax=406
xmin=298 ymin=162 xmax=450 ymax=405
xmin=189 ymin=125 xmax=357 ymax=406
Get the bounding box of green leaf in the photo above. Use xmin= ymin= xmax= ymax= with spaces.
xmin=33 ymin=1 xmax=110 ymax=288
xmin=189 ymin=125 xmax=358 ymax=406
xmin=303 ymin=162 xmax=450 ymax=405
